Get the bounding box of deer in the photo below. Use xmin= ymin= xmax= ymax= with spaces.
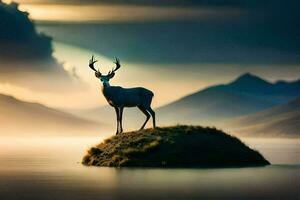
xmin=88 ymin=56 xmax=156 ymax=135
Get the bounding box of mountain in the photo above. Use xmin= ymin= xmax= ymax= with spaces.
xmin=156 ymin=73 xmax=300 ymax=125
xmin=224 ymin=98 xmax=300 ymax=137
xmin=0 ymin=94 xmax=107 ymax=137
xmin=216 ymin=73 xmax=300 ymax=104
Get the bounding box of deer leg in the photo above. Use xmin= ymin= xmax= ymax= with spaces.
xmin=114 ymin=107 xmax=120 ymax=135
xmin=146 ymin=107 xmax=156 ymax=128
xmin=119 ymin=107 xmax=124 ymax=133
xmin=138 ymin=106 xmax=150 ymax=130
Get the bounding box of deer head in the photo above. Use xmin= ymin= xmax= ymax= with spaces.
xmin=88 ymin=56 xmax=121 ymax=86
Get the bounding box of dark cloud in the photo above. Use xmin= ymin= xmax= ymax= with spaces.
xmin=0 ymin=1 xmax=81 ymax=91
xmin=40 ymin=13 xmax=300 ymax=65
xmin=20 ymin=0 xmax=300 ymax=64
xmin=47 ymin=0 xmax=300 ymax=64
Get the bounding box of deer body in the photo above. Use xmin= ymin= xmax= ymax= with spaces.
xmin=102 ymin=86 xmax=154 ymax=108
xmin=89 ymin=56 xmax=156 ymax=134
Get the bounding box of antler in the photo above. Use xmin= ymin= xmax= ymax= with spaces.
xmin=114 ymin=57 xmax=121 ymax=70
xmin=108 ymin=57 xmax=121 ymax=76
xmin=89 ymin=55 xmax=101 ymax=75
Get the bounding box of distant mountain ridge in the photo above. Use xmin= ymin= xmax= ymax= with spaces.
xmin=225 ymin=98 xmax=300 ymax=137
xmin=157 ymin=73 xmax=300 ymax=125
xmin=0 ymin=94 xmax=106 ymax=136
xmin=213 ymin=73 xmax=300 ymax=103
xmin=228 ymin=98 xmax=300 ymax=126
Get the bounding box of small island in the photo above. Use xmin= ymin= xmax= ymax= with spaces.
xmin=82 ymin=126 xmax=270 ymax=168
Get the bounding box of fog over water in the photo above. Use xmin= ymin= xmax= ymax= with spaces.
xmin=0 ymin=137 xmax=299 ymax=200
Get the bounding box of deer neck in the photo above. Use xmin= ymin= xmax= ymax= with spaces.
xmin=102 ymin=82 xmax=113 ymax=96
xmin=101 ymin=84 xmax=115 ymax=106
xmin=102 ymin=81 xmax=110 ymax=88
xmin=101 ymin=82 xmax=110 ymax=92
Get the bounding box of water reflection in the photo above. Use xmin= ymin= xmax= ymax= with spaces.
xmin=0 ymin=137 xmax=299 ymax=200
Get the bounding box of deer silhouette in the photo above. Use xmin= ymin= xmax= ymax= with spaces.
xmin=88 ymin=56 xmax=156 ymax=134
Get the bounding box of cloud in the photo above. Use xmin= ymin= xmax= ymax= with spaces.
xmin=35 ymin=0 xmax=300 ymax=65
xmin=3 ymin=0 xmax=241 ymax=7
xmin=19 ymin=4 xmax=241 ymax=23
xmin=9 ymin=0 xmax=300 ymax=65
xmin=0 ymin=1 xmax=82 ymax=92
xmin=7 ymin=0 xmax=300 ymax=11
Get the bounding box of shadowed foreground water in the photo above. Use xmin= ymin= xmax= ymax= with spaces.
xmin=0 ymin=137 xmax=299 ymax=200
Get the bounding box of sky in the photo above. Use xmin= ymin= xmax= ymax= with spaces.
xmin=9 ymin=0 xmax=298 ymax=65
xmin=0 ymin=0 xmax=299 ymax=109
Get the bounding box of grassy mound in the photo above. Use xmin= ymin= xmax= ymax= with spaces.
xmin=82 ymin=126 xmax=270 ymax=168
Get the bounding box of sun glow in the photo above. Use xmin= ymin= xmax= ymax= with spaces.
xmin=18 ymin=3 xmax=241 ymax=22
xmin=0 ymin=41 xmax=211 ymax=109
xmin=2 ymin=0 xmax=12 ymax=4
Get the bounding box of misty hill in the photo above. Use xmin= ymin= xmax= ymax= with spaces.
xmin=0 ymin=94 xmax=106 ymax=137
xmin=225 ymin=98 xmax=300 ymax=137
xmin=157 ymin=73 xmax=300 ymax=125
xmin=83 ymin=126 xmax=269 ymax=168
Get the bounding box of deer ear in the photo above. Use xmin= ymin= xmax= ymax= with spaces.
xmin=109 ymin=72 xmax=115 ymax=79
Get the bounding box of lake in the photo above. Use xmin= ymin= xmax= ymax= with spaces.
xmin=0 ymin=137 xmax=299 ymax=200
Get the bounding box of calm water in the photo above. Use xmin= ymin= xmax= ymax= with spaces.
xmin=0 ymin=137 xmax=299 ymax=200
